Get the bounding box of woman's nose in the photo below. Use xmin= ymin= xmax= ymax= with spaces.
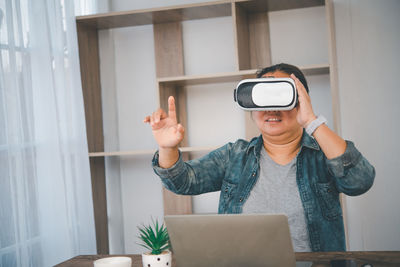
xmin=266 ymin=110 xmax=281 ymax=115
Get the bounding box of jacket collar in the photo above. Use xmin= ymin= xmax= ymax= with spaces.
xmin=301 ymin=130 xmax=320 ymax=150
xmin=247 ymin=129 xmax=320 ymax=157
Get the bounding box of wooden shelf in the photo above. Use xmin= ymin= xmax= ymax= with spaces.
xmin=236 ymin=0 xmax=324 ymax=12
xmin=157 ymin=69 xmax=257 ymax=87
xmin=76 ymin=1 xmax=232 ymax=29
xmin=88 ymin=146 xmax=218 ymax=157
xmin=77 ymin=0 xmax=338 ymax=254
xmin=301 ymin=63 xmax=330 ymax=75
xmin=157 ymin=64 xmax=329 ymax=87
xmin=76 ymin=0 xmax=324 ymax=30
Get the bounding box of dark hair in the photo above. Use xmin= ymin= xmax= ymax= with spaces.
xmin=256 ymin=63 xmax=309 ymax=93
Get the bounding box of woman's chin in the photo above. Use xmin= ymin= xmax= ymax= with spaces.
xmin=261 ymin=127 xmax=286 ymax=137
xmin=260 ymin=125 xmax=303 ymax=140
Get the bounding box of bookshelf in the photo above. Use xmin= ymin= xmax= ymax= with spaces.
xmin=76 ymin=0 xmax=338 ymax=253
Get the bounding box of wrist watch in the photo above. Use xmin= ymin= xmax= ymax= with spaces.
xmin=305 ymin=115 xmax=327 ymax=136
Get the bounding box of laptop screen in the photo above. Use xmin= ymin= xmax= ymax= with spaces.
xmin=165 ymin=214 xmax=296 ymax=267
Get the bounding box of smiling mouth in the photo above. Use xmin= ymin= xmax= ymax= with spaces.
xmin=266 ymin=118 xmax=282 ymax=122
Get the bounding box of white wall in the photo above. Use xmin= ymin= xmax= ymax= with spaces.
xmin=269 ymin=6 xmax=328 ymax=66
xmin=99 ymin=24 xmax=165 ymax=253
xmin=99 ymin=29 xmax=125 ymax=253
xmin=334 ymin=0 xmax=400 ymax=250
xmin=97 ymin=0 xmax=400 ymax=253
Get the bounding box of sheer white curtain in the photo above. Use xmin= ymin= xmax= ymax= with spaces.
xmin=74 ymin=0 xmax=98 ymax=16
xmin=0 ymin=0 xmax=96 ymax=266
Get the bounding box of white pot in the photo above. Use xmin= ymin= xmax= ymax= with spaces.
xmin=141 ymin=250 xmax=172 ymax=267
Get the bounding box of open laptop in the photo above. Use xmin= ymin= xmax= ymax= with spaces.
xmin=164 ymin=214 xmax=296 ymax=267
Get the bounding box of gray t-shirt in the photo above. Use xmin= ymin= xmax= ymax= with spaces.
xmin=242 ymin=147 xmax=311 ymax=252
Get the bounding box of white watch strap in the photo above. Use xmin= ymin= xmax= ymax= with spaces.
xmin=305 ymin=115 xmax=327 ymax=136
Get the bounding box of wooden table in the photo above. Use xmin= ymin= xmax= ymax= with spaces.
xmin=55 ymin=251 xmax=400 ymax=267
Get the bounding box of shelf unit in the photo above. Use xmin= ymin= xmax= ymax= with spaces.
xmin=76 ymin=0 xmax=339 ymax=254
xmin=88 ymin=146 xmax=218 ymax=157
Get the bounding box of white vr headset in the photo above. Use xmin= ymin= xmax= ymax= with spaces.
xmin=234 ymin=78 xmax=298 ymax=111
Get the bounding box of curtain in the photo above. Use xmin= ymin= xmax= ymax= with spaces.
xmin=0 ymin=0 xmax=96 ymax=266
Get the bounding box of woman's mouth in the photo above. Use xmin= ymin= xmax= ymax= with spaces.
xmin=266 ymin=117 xmax=282 ymax=122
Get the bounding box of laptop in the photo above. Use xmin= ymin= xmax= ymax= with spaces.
xmin=164 ymin=214 xmax=296 ymax=267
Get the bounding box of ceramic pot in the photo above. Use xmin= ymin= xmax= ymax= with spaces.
xmin=141 ymin=250 xmax=171 ymax=267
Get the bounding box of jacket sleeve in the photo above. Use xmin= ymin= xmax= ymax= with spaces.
xmin=152 ymin=143 xmax=232 ymax=195
xmin=326 ymin=141 xmax=375 ymax=196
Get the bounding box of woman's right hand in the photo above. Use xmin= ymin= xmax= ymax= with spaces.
xmin=143 ymin=96 xmax=185 ymax=149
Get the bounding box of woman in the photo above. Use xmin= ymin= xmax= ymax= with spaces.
xmin=144 ymin=63 xmax=375 ymax=252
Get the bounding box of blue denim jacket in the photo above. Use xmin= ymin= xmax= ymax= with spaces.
xmin=152 ymin=131 xmax=375 ymax=251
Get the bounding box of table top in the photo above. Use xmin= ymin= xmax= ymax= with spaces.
xmin=55 ymin=251 xmax=400 ymax=267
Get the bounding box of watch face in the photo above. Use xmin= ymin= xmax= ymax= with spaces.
xmin=234 ymin=78 xmax=297 ymax=111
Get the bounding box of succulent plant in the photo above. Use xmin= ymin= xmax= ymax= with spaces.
xmin=137 ymin=219 xmax=170 ymax=255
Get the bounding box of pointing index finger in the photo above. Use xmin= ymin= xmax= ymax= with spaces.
xmin=168 ymin=96 xmax=177 ymax=123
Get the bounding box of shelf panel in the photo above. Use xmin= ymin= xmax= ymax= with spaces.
xmin=301 ymin=63 xmax=330 ymax=76
xmin=236 ymin=0 xmax=324 ymax=13
xmin=157 ymin=64 xmax=329 ymax=87
xmin=158 ymin=69 xmax=258 ymax=87
xmin=88 ymin=146 xmax=218 ymax=157
xmin=76 ymin=1 xmax=232 ymax=29
xmin=76 ymin=0 xmax=325 ymax=30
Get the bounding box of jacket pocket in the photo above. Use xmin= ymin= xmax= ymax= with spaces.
xmin=316 ymin=180 xmax=342 ymax=220
xmin=222 ymin=180 xmax=237 ymax=199
xmin=219 ymin=180 xmax=237 ymax=213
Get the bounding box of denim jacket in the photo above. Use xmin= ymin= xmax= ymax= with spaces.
xmin=152 ymin=131 xmax=375 ymax=251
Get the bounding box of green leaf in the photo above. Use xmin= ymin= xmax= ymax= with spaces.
xmin=137 ymin=218 xmax=170 ymax=255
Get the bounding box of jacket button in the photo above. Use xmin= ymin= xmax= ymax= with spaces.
xmin=252 ymin=172 xmax=256 ymax=177
xmin=239 ymin=198 xmax=243 ymax=202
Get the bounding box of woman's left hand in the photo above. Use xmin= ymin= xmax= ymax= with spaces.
xmin=291 ymin=74 xmax=317 ymax=128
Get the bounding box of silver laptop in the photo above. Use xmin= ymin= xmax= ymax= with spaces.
xmin=164 ymin=214 xmax=296 ymax=267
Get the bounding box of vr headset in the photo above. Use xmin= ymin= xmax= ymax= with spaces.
xmin=234 ymin=78 xmax=297 ymax=111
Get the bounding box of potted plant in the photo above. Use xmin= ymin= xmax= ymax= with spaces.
xmin=137 ymin=219 xmax=172 ymax=267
